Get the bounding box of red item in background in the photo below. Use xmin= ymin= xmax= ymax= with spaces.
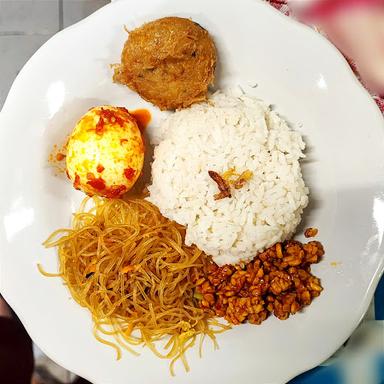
xmin=265 ymin=0 xmax=384 ymax=112
xmin=269 ymin=0 xmax=291 ymax=14
xmin=316 ymin=5 xmax=384 ymax=96
xmin=300 ymin=0 xmax=384 ymax=21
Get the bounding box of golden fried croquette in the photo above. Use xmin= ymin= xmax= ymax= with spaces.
xmin=113 ymin=17 xmax=217 ymax=110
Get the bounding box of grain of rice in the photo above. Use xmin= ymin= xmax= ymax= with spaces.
xmin=148 ymin=90 xmax=308 ymax=265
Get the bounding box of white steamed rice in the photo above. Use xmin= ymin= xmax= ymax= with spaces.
xmin=148 ymin=90 xmax=309 ymax=265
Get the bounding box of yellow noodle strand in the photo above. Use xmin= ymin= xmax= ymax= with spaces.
xmin=43 ymin=196 xmax=228 ymax=374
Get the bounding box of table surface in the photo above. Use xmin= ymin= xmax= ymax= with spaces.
xmin=0 ymin=1 xmax=383 ymax=383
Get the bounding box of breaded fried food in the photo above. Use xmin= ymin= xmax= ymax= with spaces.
xmin=113 ymin=17 xmax=217 ymax=110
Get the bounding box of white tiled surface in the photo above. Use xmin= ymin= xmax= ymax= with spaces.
xmin=0 ymin=0 xmax=109 ymax=110
xmin=0 ymin=34 xmax=51 ymax=106
xmin=0 ymin=0 xmax=59 ymax=34
xmin=63 ymin=0 xmax=109 ymax=27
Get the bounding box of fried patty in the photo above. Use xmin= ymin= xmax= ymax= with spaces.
xmin=113 ymin=17 xmax=217 ymax=110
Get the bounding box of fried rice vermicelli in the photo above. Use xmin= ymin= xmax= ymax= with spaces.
xmin=42 ymin=197 xmax=228 ymax=374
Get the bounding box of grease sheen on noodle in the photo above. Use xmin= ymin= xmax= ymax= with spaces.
xmin=43 ymin=197 xmax=228 ymax=374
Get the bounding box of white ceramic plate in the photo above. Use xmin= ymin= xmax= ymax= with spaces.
xmin=1 ymin=0 xmax=384 ymax=383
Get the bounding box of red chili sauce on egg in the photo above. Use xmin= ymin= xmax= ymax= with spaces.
xmin=124 ymin=167 xmax=136 ymax=181
xmin=95 ymin=108 xmax=150 ymax=134
xmin=95 ymin=108 xmax=127 ymax=135
xmin=86 ymin=172 xmax=106 ymax=191
xmin=104 ymin=185 xmax=127 ymax=198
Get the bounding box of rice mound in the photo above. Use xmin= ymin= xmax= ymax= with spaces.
xmin=148 ymin=91 xmax=309 ymax=265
